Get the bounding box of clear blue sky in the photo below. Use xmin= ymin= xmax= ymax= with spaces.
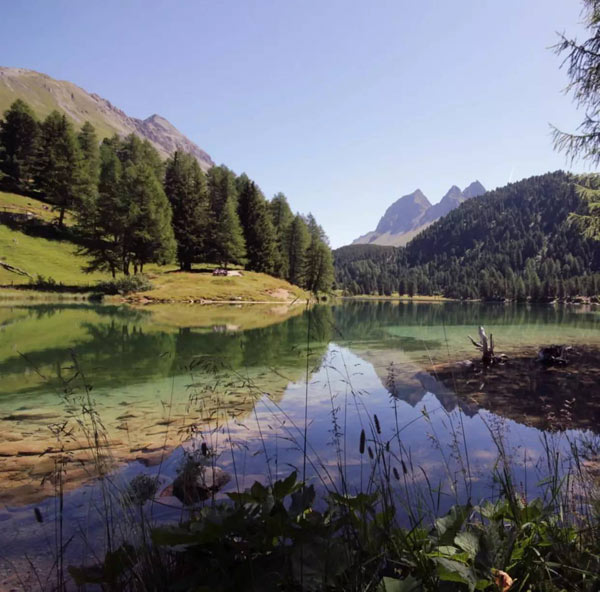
xmin=0 ymin=1 xmax=590 ymax=247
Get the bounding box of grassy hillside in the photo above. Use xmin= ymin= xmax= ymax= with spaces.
xmin=0 ymin=191 xmax=310 ymax=302
xmin=0 ymin=225 xmax=110 ymax=287
xmin=0 ymin=68 xmax=128 ymax=140
xmin=0 ymin=190 xmax=74 ymax=224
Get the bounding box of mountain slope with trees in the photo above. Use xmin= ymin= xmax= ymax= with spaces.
xmin=335 ymin=171 xmax=600 ymax=300
xmin=0 ymin=67 xmax=214 ymax=170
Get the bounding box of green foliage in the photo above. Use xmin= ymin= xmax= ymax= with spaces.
xmin=303 ymin=213 xmax=334 ymax=293
xmin=0 ymin=99 xmax=38 ymax=190
xmin=0 ymin=100 xmax=332 ymax=287
xmin=121 ymin=161 xmax=176 ymax=271
xmin=77 ymin=138 xmax=126 ymax=276
xmin=164 ymin=151 xmax=210 ymax=270
xmin=552 ymin=0 xmax=600 ymax=165
xmin=77 ymin=121 xmax=100 ymax=200
xmin=94 ymin=274 xmax=153 ymax=295
xmin=287 ymin=213 xmax=310 ymax=287
xmin=35 ymin=110 xmax=85 ymax=226
xmin=70 ymin=469 xmax=600 ymax=591
xmin=269 ymin=192 xmax=294 ymax=277
xmin=78 ymin=135 xmax=175 ymax=275
xmin=207 ymin=165 xmax=246 ymax=266
xmin=237 ymin=175 xmax=277 ymax=274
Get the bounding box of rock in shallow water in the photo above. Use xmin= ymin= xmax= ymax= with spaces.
xmin=171 ymin=466 xmax=231 ymax=504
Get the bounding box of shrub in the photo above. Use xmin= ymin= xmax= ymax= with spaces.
xmin=94 ymin=274 xmax=153 ymax=295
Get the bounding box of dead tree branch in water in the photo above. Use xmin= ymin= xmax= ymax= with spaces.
xmin=469 ymin=326 xmax=496 ymax=366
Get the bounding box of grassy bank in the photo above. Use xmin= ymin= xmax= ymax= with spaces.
xmin=133 ymin=269 xmax=309 ymax=303
xmin=0 ymin=191 xmax=310 ymax=303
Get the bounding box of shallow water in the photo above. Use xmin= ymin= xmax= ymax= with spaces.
xmin=1 ymin=300 xmax=600 ymax=584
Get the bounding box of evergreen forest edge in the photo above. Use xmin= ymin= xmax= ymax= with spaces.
xmin=334 ymin=171 xmax=600 ymax=301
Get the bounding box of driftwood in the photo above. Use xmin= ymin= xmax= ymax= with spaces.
xmin=0 ymin=260 xmax=32 ymax=278
xmin=468 ymin=326 xmax=499 ymax=366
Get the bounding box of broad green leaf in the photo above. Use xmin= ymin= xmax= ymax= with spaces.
xmin=454 ymin=531 xmax=480 ymax=558
xmin=377 ymin=575 xmax=421 ymax=591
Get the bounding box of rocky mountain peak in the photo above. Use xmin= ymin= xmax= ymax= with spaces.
xmin=439 ymin=185 xmax=463 ymax=204
xmin=463 ymin=180 xmax=486 ymax=199
xmin=374 ymin=190 xmax=432 ymax=235
xmin=353 ymin=179 xmax=486 ymax=247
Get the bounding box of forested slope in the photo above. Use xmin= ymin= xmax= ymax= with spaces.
xmin=335 ymin=172 xmax=600 ymax=300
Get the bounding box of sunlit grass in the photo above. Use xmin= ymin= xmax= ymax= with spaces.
xmin=140 ymin=269 xmax=310 ymax=303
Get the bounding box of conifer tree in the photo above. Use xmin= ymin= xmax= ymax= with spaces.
xmin=269 ymin=192 xmax=293 ymax=278
xmin=0 ymin=99 xmax=38 ymax=190
xmin=117 ymin=134 xmax=164 ymax=178
xmin=287 ymin=214 xmax=310 ymax=286
xmin=121 ymin=162 xmax=176 ymax=273
xmin=35 ymin=111 xmax=85 ymax=227
xmin=78 ymin=140 xmax=125 ymax=276
xmin=78 ymin=121 xmax=100 ymax=188
xmin=237 ymin=176 xmax=277 ymax=274
xmin=77 ymin=121 xmax=100 ymax=220
xmin=79 ymin=136 xmax=175 ymax=275
xmin=164 ymin=151 xmax=210 ymax=270
xmin=207 ymin=166 xmax=246 ymax=266
xmin=303 ymin=214 xmax=334 ymax=293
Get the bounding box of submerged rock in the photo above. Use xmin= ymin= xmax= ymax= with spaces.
xmin=537 ymin=345 xmax=571 ymax=366
xmin=172 ymin=465 xmax=230 ymax=504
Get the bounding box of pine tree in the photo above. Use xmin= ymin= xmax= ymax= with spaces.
xmin=121 ymin=162 xmax=176 ymax=273
xmin=0 ymin=99 xmax=38 ymax=190
xmin=35 ymin=111 xmax=85 ymax=227
xmin=117 ymin=134 xmax=164 ymax=178
xmin=237 ymin=176 xmax=277 ymax=273
xmin=79 ymin=136 xmax=175 ymax=275
xmin=553 ymin=1 xmax=600 ymax=164
xmin=287 ymin=214 xmax=310 ymax=286
xmin=78 ymin=121 xmax=100 ymax=189
xmin=269 ymin=192 xmax=293 ymax=278
xmin=164 ymin=151 xmax=210 ymax=270
xmin=303 ymin=214 xmax=334 ymax=293
xmin=77 ymin=121 xmax=100 ymax=223
xmin=78 ymin=139 xmax=126 ymax=276
xmin=207 ymin=166 xmax=246 ymax=266
xmin=215 ymin=194 xmax=246 ymax=267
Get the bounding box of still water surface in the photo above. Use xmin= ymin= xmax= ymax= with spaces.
xmin=1 ymin=301 xmax=600 ymax=574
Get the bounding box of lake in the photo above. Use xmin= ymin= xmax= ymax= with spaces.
xmin=1 ymin=300 xmax=600 ymax=582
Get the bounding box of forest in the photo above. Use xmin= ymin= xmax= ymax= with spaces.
xmin=334 ymin=171 xmax=600 ymax=300
xmin=0 ymin=99 xmax=334 ymax=292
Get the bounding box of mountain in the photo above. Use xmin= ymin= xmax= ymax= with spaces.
xmin=335 ymin=171 xmax=600 ymax=300
xmin=0 ymin=67 xmax=214 ymax=170
xmin=353 ymin=189 xmax=431 ymax=245
xmin=352 ymin=181 xmax=486 ymax=247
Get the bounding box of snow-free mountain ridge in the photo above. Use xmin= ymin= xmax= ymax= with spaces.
xmin=352 ymin=181 xmax=486 ymax=247
xmin=0 ymin=67 xmax=214 ymax=170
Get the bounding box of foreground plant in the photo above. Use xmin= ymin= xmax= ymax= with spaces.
xmin=67 ymin=468 xmax=600 ymax=592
